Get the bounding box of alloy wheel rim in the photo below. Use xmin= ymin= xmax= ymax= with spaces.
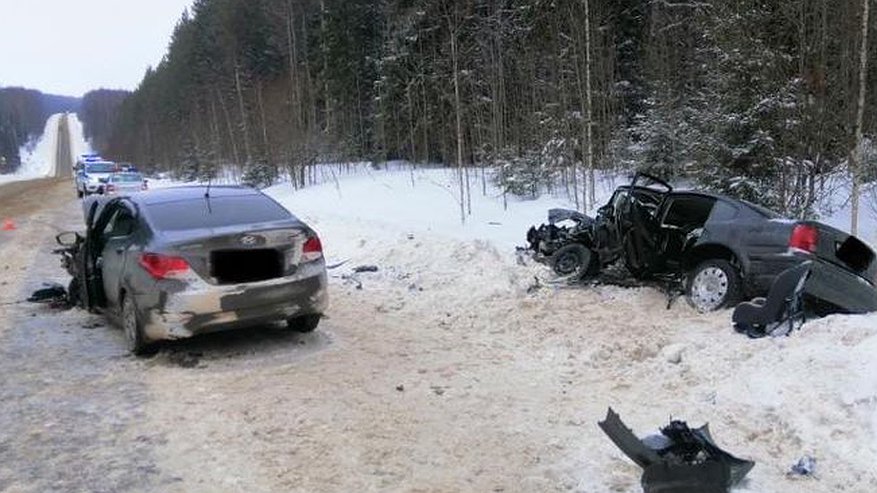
xmin=691 ymin=267 xmax=729 ymax=312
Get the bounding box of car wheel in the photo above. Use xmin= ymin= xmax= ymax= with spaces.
xmin=551 ymin=244 xmax=592 ymax=277
xmin=77 ymin=189 xmax=83 ymax=198
xmin=122 ymin=295 xmax=152 ymax=355
xmin=687 ymin=259 xmax=740 ymax=312
xmin=287 ymin=314 xmax=321 ymax=333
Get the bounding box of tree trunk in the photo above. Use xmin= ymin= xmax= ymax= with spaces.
xmin=449 ymin=12 xmax=466 ymax=224
xmin=256 ymin=81 xmax=271 ymax=164
xmin=216 ymin=88 xmax=240 ymax=166
xmin=234 ymin=64 xmax=253 ymax=165
xmin=320 ymin=0 xmax=331 ymax=135
xmin=584 ymin=0 xmax=595 ymax=210
xmin=851 ymin=0 xmax=870 ymax=235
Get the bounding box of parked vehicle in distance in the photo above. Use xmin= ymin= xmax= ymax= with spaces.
xmin=117 ymin=162 xmax=139 ymax=172
xmin=103 ymin=172 xmax=147 ymax=196
xmin=527 ymin=173 xmax=877 ymax=313
xmin=75 ymin=161 xmax=117 ymax=197
xmin=75 ymin=153 xmax=102 ymax=170
xmin=60 ymin=186 xmax=328 ymax=354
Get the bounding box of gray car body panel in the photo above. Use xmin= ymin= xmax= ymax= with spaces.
xmin=83 ymin=186 xmax=328 ymax=343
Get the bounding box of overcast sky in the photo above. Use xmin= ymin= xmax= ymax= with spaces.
xmin=0 ymin=0 xmax=195 ymax=97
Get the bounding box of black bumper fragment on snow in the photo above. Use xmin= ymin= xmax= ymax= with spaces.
xmin=598 ymin=408 xmax=754 ymax=493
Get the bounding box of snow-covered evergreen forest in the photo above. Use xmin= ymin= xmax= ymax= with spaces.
xmin=83 ymin=0 xmax=877 ymax=227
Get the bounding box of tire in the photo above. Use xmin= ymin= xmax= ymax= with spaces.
xmin=551 ymin=244 xmax=592 ymax=277
xmin=687 ymin=259 xmax=741 ymax=312
xmin=287 ymin=314 xmax=321 ymax=333
xmin=77 ymin=189 xmax=83 ymax=198
xmin=122 ymin=295 xmax=152 ymax=355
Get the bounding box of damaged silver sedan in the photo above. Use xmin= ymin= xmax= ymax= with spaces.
xmin=63 ymin=186 xmax=328 ymax=354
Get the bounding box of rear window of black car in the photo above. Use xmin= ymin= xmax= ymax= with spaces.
xmin=145 ymin=196 xmax=291 ymax=231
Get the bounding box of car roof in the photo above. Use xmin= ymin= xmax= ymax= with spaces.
xmin=134 ymin=186 xmax=262 ymax=205
xmin=667 ymin=190 xmax=782 ymax=218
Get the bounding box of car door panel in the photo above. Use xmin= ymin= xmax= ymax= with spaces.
xmin=100 ymin=207 xmax=138 ymax=310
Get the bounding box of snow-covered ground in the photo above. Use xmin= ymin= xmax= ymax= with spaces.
xmin=66 ymin=113 xmax=92 ymax=165
xmin=254 ymin=166 xmax=877 ymax=492
xmin=0 ymin=113 xmax=91 ymax=185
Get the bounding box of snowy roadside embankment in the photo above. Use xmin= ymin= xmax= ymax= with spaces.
xmin=0 ymin=113 xmax=61 ymax=185
xmin=0 ymin=113 xmax=92 ymax=186
xmin=66 ymin=113 xmax=92 ymax=167
xmin=262 ymin=166 xmax=877 ymax=492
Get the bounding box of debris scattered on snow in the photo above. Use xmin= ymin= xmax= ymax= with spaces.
xmin=353 ymin=265 xmax=379 ymax=273
xmin=788 ymin=455 xmax=817 ymax=477
xmin=598 ymin=407 xmax=754 ymax=493
xmin=26 ymin=282 xmax=71 ymax=309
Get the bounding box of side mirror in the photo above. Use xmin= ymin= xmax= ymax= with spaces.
xmin=56 ymin=231 xmax=80 ymax=246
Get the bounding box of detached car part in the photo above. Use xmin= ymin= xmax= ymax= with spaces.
xmin=598 ymin=408 xmax=754 ymax=493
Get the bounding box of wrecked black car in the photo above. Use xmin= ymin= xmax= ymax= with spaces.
xmin=58 ymin=186 xmax=328 ymax=354
xmin=528 ymin=173 xmax=877 ymax=313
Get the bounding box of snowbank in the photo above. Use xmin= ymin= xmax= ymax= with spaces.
xmin=0 ymin=113 xmax=61 ymax=185
xmin=66 ymin=113 xmax=92 ymax=168
xmin=262 ymin=166 xmax=877 ymax=492
xmin=266 ymin=166 xmax=623 ymax=250
xmin=0 ymin=113 xmax=92 ymax=185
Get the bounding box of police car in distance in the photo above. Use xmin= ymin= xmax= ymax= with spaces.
xmin=75 ymin=160 xmax=118 ymax=197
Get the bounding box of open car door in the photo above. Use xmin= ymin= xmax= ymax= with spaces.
xmin=616 ymin=173 xmax=672 ymax=277
xmin=81 ymin=198 xmax=114 ymax=311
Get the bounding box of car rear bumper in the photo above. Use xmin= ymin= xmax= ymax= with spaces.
xmin=136 ymin=266 xmax=328 ymax=342
xmin=747 ymin=252 xmax=877 ymax=313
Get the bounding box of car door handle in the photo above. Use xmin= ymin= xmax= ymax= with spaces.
xmin=115 ymin=247 xmax=125 ymax=254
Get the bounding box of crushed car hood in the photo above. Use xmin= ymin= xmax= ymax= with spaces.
xmin=548 ymin=208 xmax=594 ymax=226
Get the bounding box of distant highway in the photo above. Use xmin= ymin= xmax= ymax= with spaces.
xmin=0 ymin=114 xmax=76 ymax=243
xmin=55 ymin=114 xmax=73 ymax=179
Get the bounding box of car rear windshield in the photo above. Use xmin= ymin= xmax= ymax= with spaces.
xmin=113 ymin=174 xmax=143 ymax=182
xmin=145 ymin=196 xmax=291 ymax=231
xmin=86 ymin=163 xmax=116 ymax=173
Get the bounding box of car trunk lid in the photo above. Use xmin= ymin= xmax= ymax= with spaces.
xmin=159 ymin=226 xmax=308 ymax=285
xmin=798 ymin=221 xmax=876 ymax=286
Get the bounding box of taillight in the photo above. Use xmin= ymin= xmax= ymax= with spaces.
xmin=789 ymin=224 xmax=819 ymax=253
xmin=302 ymin=236 xmax=323 ymax=262
xmin=139 ymin=253 xmax=189 ymax=279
